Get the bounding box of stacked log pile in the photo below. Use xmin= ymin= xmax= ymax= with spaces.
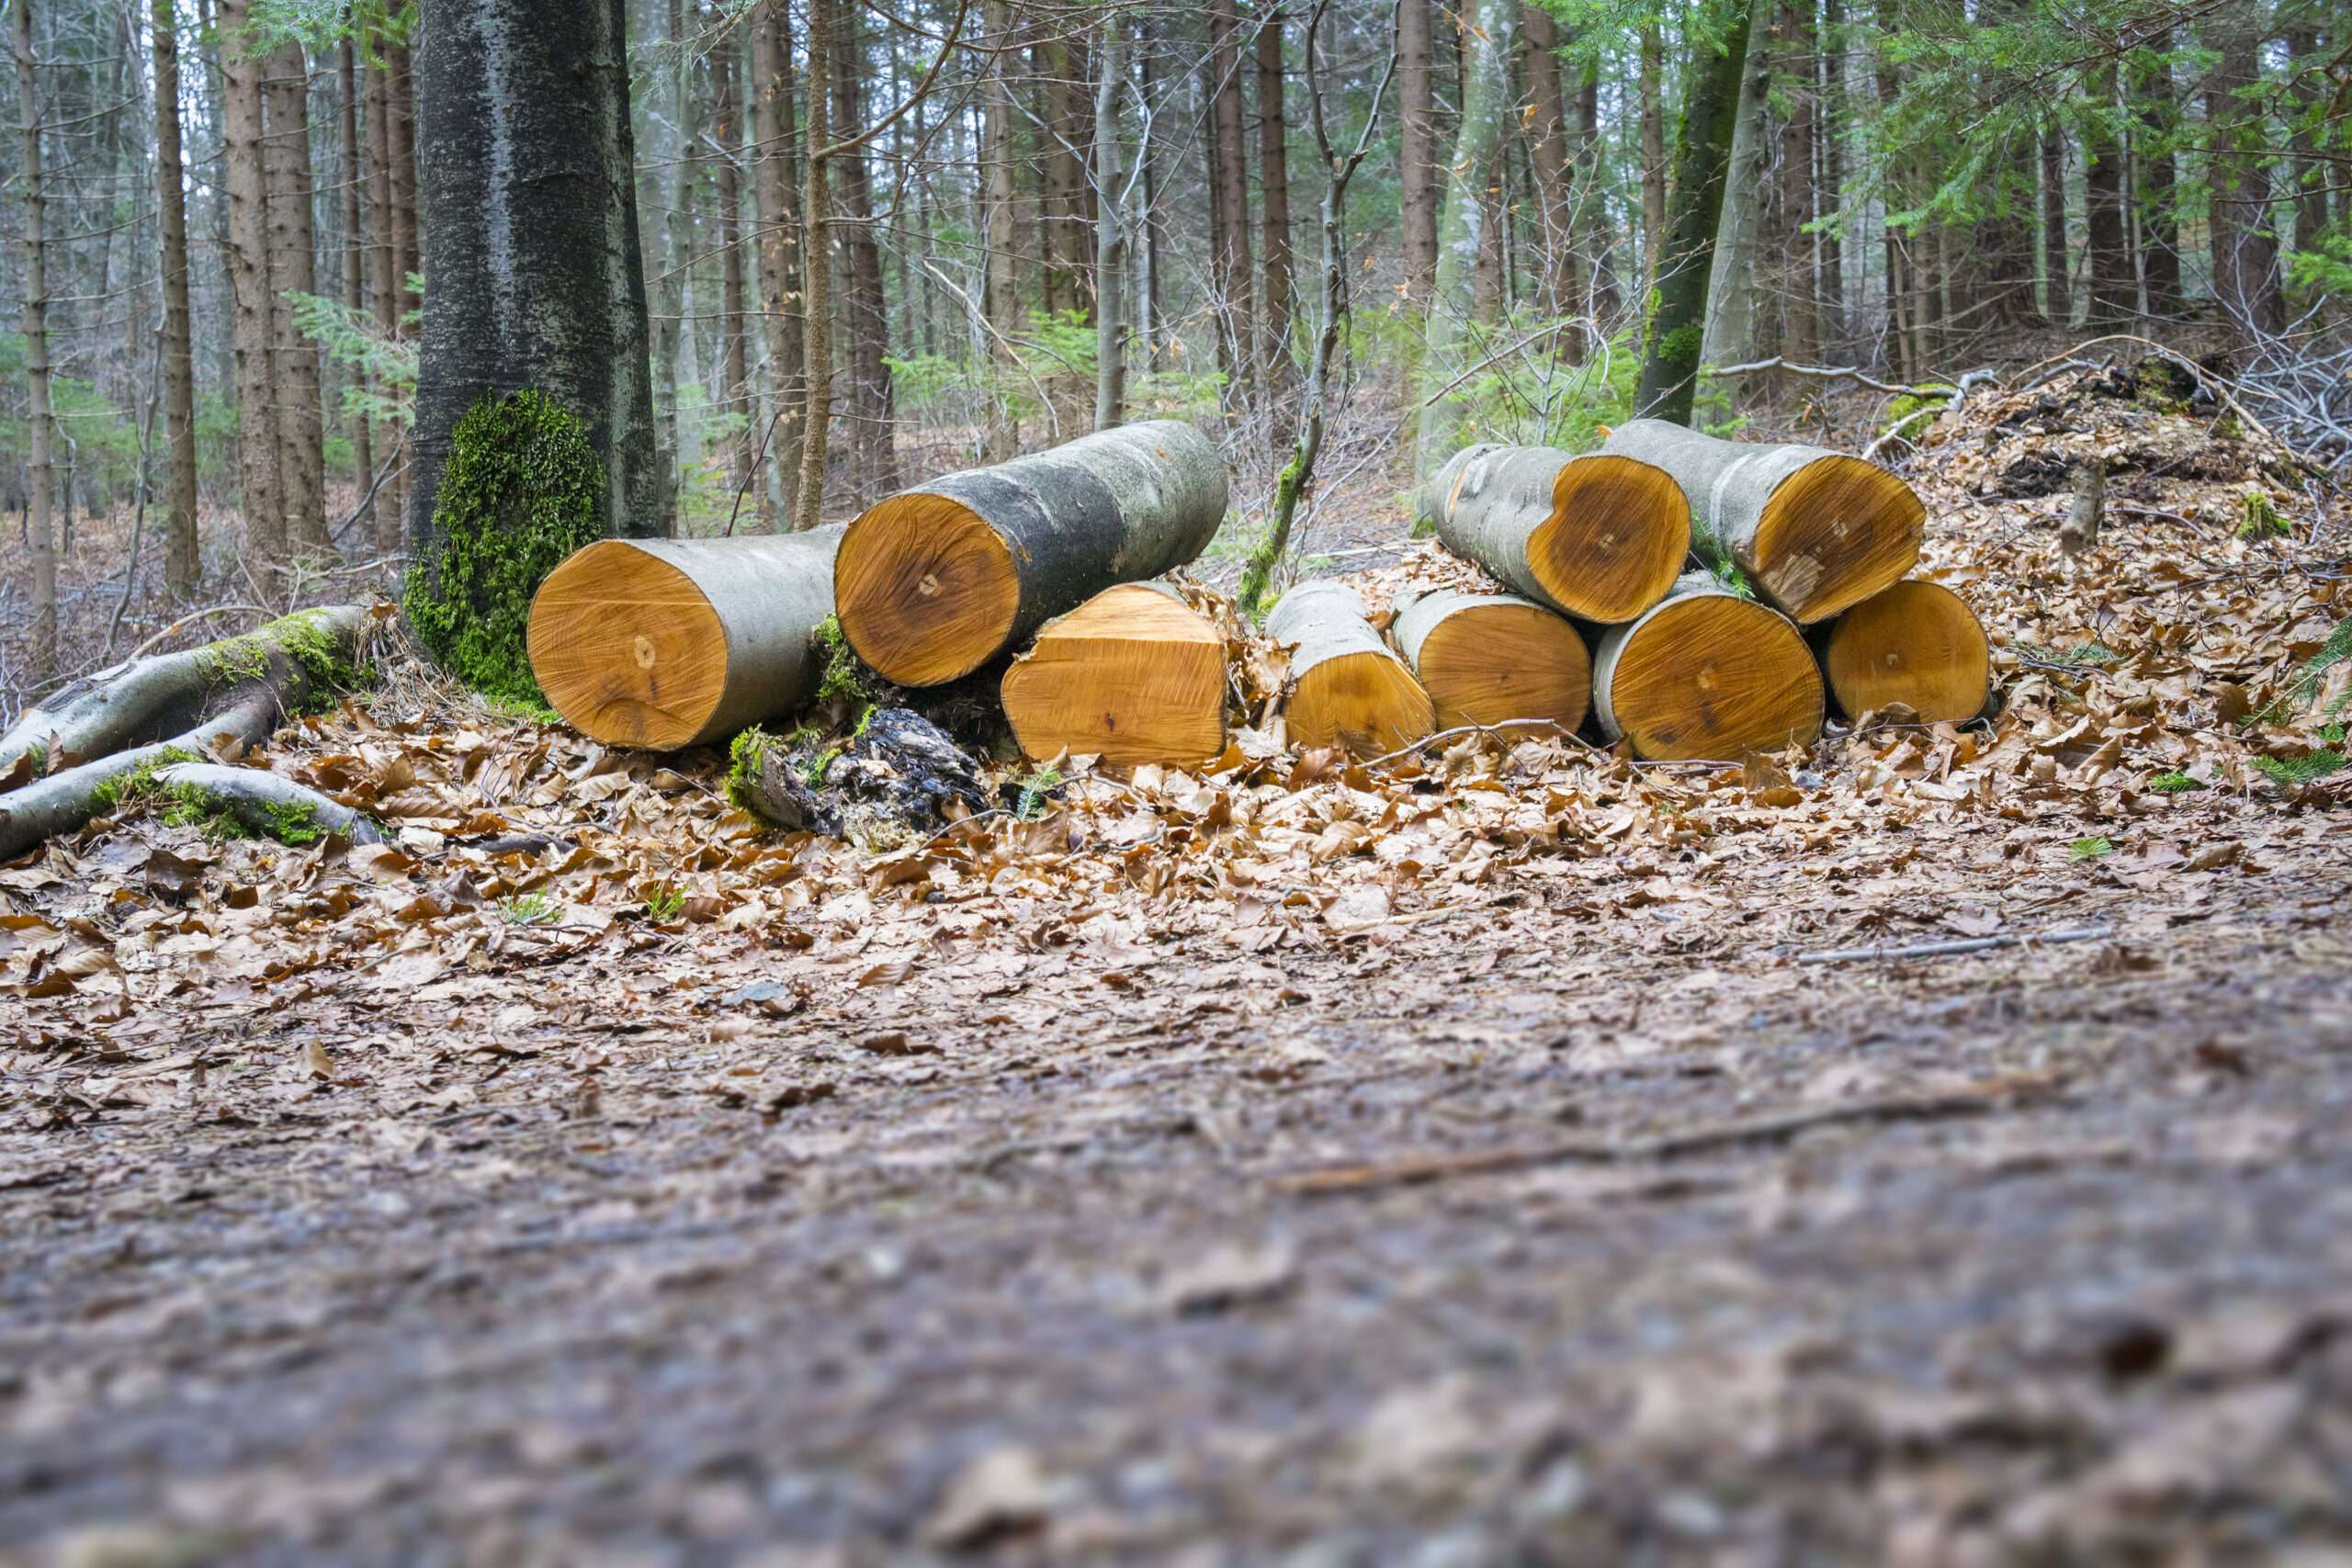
xmin=521 ymin=419 xmax=1986 ymax=807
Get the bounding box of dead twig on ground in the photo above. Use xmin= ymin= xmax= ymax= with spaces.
xmin=1792 ymin=923 xmax=2115 ymax=965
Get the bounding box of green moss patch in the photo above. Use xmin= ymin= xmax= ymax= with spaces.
xmin=405 ymin=389 xmax=607 ymax=705
xmin=90 ymin=746 xmax=204 ymax=817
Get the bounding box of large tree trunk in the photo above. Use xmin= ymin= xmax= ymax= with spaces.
xmin=1591 ymin=572 xmax=1824 ymax=761
xmin=1633 ymin=0 xmax=1754 ymax=424
xmin=1412 ymin=0 xmax=1517 ymax=482
xmin=1266 ymin=581 xmax=1434 ymax=757
xmin=1036 ymin=26 xmax=1091 ymax=321
xmin=1602 ymin=418 xmax=1923 ymax=623
xmin=1390 ymin=588 xmax=1590 ymax=732
xmin=1637 ymin=24 xmax=1666 ymax=291
xmin=645 ymin=0 xmax=699 ymax=530
xmin=264 ymin=40 xmax=328 ymax=557
xmin=1817 ymin=0 xmax=1845 ymax=348
xmin=1420 ymin=445 xmax=1689 ymax=624
xmin=153 ymin=0 xmax=200 ymax=598
xmin=1001 ymin=581 xmax=1227 ymax=766
xmin=528 ymin=525 xmax=843 ymax=750
xmin=1779 ymin=0 xmax=1820 ymax=364
xmin=979 ymin=0 xmax=1019 ymax=459
xmin=1093 ymin=17 xmax=1130 ymax=430
xmin=366 ymin=33 xmax=404 ymax=553
xmin=2081 ymin=56 xmax=2132 ymax=327
xmin=751 ymin=0 xmax=807 ymax=518
xmin=219 ymin=0 xmax=284 ymax=586
xmin=1519 ymin=4 xmax=1577 ymax=318
xmin=834 ymin=421 xmax=1228 ymax=686
xmin=1573 ymin=53 xmax=1615 ymax=322
xmin=11 ymin=0 xmax=56 ymax=682
xmin=408 ymin=0 xmax=662 ymax=551
xmin=1397 ymin=0 xmax=1437 ymax=307
xmin=1257 ymin=10 xmax=1294 ymax=397
xmin=1701 ymin=12 xmax=1773 ymax=405
xmin=793 ymin=0 xmax=837 ymax=532
xmin=1817 ymin=579 xmax=1990 ymax=723
xmin=2132 ymin=32 xmax=2180 ymax=314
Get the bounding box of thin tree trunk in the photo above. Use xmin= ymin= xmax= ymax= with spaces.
xmin=2134 ymin=31 xmax=2179 ymax=314
xmin=219 ymin=0 xmax=284 ymax=584
xmin=263 ymin=40 xmax=327 ymax=556
xmin=751 ymin=0 xmax=806 ymax=516
xmin=12 ymin=0 xmax=56 ymax=681
xmin=153 ymin=0 xmax=200 ymax=597
xmin=1208 ymin=0 xmax=1255 ymax=397
xmin=2204 ymin=8 xmax=2284 ymax=344
xmin=2082 ymin=56 xmax=2132 ymax=327
xmin=1702 ymin=14 xmax=1773 ymax=402
xmin=1258 ymin=9 xmax=1294 ymax=396
xmin=1781 ymin=0 xmax=1819 ymax=366
xmin=1520 ymin=4 xmax=1577 ymax=318
xmin=338 ymin=38 xmax=374 ymax=518
xmin=366 ymin=39 xmax=402 ymax=552
xmin=649 ymin=0 xmax=699 ymax=528
xmin=831 ymin=0 xmax=898 ymax=502
xmin=1398 ymin=0 xmax=1437 ymax=306
xmin=793 ymin=0 xmax=836 ymax=531
xmin=407 ymin=0 xmax=662 ymax=552
xmin=1573 ymin=53 xmax=1613 ymax=322
xmin=1413 ymin=0 xmax=1519 ymax=477
xmin=2040 ymin=125 xmax=2071 ymax=325
xmin=1633 ymin=0 xmax=1754 ymax=423
xmin=979 ymin=0 xmax=1019 ymax=456
xmin=2287 ymin=29 xmax=2326 ymax=257
xmin=1638 ymin=24 xmax=1666 ymax=292
xmin=1093 ymin=17 xmax=1128 ymax=429
xmin=385 ymin=39 xmax=418 ymax=321
xmin=711 ymin=13 xmax=752 ymax=495
xmin=1818 ymin=0 xmax=1845 ymax=349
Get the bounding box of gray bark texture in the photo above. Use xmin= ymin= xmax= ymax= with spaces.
xmin=1389 ymin=588 xmax=1541 ymax=671
xmin=1421 ymin=444 xmax=1687 ymax=623
xmin=407 ymin=0 xmax=662 ymax=553
xmin=1266 ymin=580 xmax=1409 ymax=688
xmin=862 ymin=420 xmax=1227 ymax=660
xmin=152 ymin=763 xmax=386 ymax=844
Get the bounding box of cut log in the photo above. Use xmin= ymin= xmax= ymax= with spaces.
xmin=1592 ymin=571 xmax=1825 ymax=760
xmin=835 ymin=420 xmax=1228 ymax=687
xmin=526 ymin=525 xmax=842 ymax=750
xmin=1601 ymin=418 xmax=1924 ymax=623
xmin=1266 ymin=581 xmax=1435 ymax=757
xmin=1001 ymin=582 xmax=1227 ymax=766
xmin=1421 ymin=444 xmax=1690 ymax=623
xmin=1389 ymin=589 xmax=1590 ymax=732
xmin=1818 ymin=580 xmax=1991 ymax=723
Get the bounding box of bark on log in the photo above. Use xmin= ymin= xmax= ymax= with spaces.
xmin=1390 ymin=589 xmax=1590 ymax=732
xmin=150 ymin=763 xmax=386 ymax=844
xmin=1591 ymin=571 xmax=1824 ymax=760
xmin=526 ymin=525 xmax=843 ymax=750
xmin=1001 ymin=581 xmax=1227 ymax=766
xmin=835 ymin=420 xmax=1228 ymax=687
xmin=1817 ymin=580 xmax=1991 ymax=723
xmin=1601 ymin=418 xmax=1924 ymax=623
xmin=1265 ymin=581 xmax=1435 ymax=757
xmin=1421 ymin=445 xmax=1690 ymax=623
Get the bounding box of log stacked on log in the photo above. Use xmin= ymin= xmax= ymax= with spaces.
xmin=1266 ymin=581 xmax=1435 ymax=756
xmin=1389 ymin=589 xmax=1590 ymax=733
xmin=1592 ymin=572 xmax=1825 ymax=760
xmin=1601 ymin=419 xmax=1925 ymax=623
xmin=1818 ymin=580 xmax=1991 ymax=722
xmin=1421 ymin=445 xmax=1690 ymax=623
xmin=835 ymin=420 xmax=1228 ymax=687
xmin=527 ymin=526 xmax=843 ymax=750
xmin=1001 ymin=582 xmax=1227 ymax=765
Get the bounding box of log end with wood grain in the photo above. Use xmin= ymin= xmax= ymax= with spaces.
xmin=834 ymin=420 xmax=1228 ymax=688
xmin=526 ymin=526 xmax=842 ymax=750
xmin=1592 ymin=573 xmax=1825 ymax=760
xmin=1266 ymin=580 xmax=1435 ymax=758
xmin=1001 ymin=582 xmax=1227 ymax=766
xmin=1426 ymin=444 xmax=1690 ymax=623
xmin=1390 ymin=589 xmax=1590 ymax=733
xmin=1820 ymin=579 xmax=1991 ymax=722
xmin=1602 ymin=418 xmax=1924 ymax=624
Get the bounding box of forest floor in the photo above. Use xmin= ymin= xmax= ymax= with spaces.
xmin=6 ymin=361 xmax=2352 ymax=1563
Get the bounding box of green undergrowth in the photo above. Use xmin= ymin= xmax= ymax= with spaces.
xmin=725 ymin=728 xmax=774 ymax=818
xmin=2253 ymin=750 xmax=2347 ymax=787
xmin=1013 ymin=764 xmax=1063 ymax=820
xmin=811 ymin=616 xmax=871 ymax=708
xmin=90 ymin=746 xmax=203 ymax=817
xmin=93 ymin=746 xmax=334 ymax=845
xmin=2236 ymin=491 xmax=2290 ymax=540
xmin=2252 ymin=620 xmax=2352 ymax=727
xmin=2146 ymin=771 xmax=2204 ymax=793
xmin=405 ymin=389 xmax=606 ymax=706
xmin=2071 ymin=837 xmax=2114 ymax=862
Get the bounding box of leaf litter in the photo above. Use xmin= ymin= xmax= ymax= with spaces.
xmin=5 ymin=368 xmax=2352 ymax=1559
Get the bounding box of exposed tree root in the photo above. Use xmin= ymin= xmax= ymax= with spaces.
xmin=0 ymin=605 xmax=377 ymax=860
xmin=149 ymin=763 xmax=385 ymax=845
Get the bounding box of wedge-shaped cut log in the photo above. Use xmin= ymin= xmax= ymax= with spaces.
xmin=835 ymin=421 xmax=1228 ymax=687
xmin=1390 ymin=589 xmax=1590 ymax=732
xmin=1593 ymin=572 xmax=1824 ymax=760
xmin=1602 ymin=418 xmax=1924 ymax=623
xmin=1422 ymin=445 xmax=1690 ymax=623
xmin=1266 ymin=581 xmax=1435 ymax=757
xmin=1001 ymin=582 xmax=1227 ymax=766
xmin=1820 ymin=580 xmax=1991 ymax=722
xmin=526 ymin=526 xmax=842 ymax=750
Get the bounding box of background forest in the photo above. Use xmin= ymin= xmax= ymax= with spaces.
xmin=0 ymin=0 xmax=2344 ymax=714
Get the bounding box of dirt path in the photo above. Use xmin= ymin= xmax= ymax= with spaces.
xmin=7 ymin=836 xmax=2351 ymax=1564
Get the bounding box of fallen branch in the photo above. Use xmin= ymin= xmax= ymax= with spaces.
xmin=1792 ymin=923 xmax=2114 ymax=966
xmin=1702 ymin=356 xmax=1948 ymax=400
xmin=150 ymin=762 xmax=384 ymax=844
xmin=1280 ymin=1083 xmax=2053 ymax=1195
